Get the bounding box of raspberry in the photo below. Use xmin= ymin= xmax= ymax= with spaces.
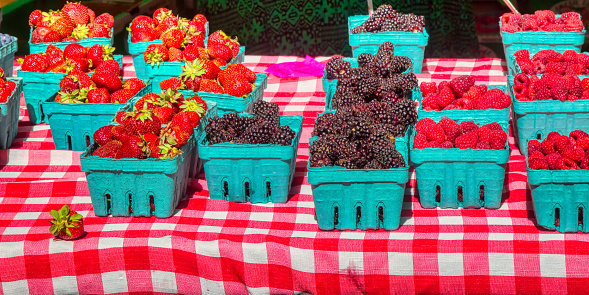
xmin=557 ymin=157 xmax=580 ymax=170
xmin=489 ymin=130 xmax=507 ymax=149
xmin=456 ymin=98 xmax=477 ymax=110
xmin=578 ymin=54 xmax=589 ymax=68
xmin=502 ymin=24 xmax=519 ymax=33
xmin=446 ymin=127 xmax=463 ymax=143
xmin=449 ymin=75 xmax=475 ymax=96
xmin=477 ymin=126 xmax=492 ymax=144
xmin=476 ymin=85 xmax=488 ymax=94
xmin=514 ymin=50 xmax=531 ymax=65
xmin=545 ymin=62 xmax=566 ymax=74
xmin=554 ymin=135 xmax=569 ymax=153
xmin=421 ymin=93 xmax=440 ymax=111
xmin=529 ymin=76 xmax=540 ymax=91
xmin=425 ymin=141 xmax=441 ymax=148
xmin=438 ymin=117 xmax=458 ymax=133
xmin=545 ymin=152 xmax=562 ymax=169
xmin=541 ymin=139 xmax=556 ymax=154
xmin=533 ymin=88 xmax=551 ymax=100
xmin=546 ymin=132 xmax=562 ymax=142
xmin=578 ymin=137 xmax=589 ymax=149
xmin=487 ymin=93 xmax=511 ymax=109
xmin=581 ymin=78 xmax=589 ymax=91
xmin=551 ymin=84 xmax=568 ymax=101
xmin=475 ymin=142 xmax=491 ymax=149
xmin=569 ymin=84 xmax=584 ymax=99
xmin=562 ymin=50 xmax=578 ymax=62
xmin=437 ymin=85 xmax=455 ymax=108
xmin=483 ymin=122 xmax=503 ymax=132
xmin=582 ymin=91 xmax=589 ymax=100
xmin=420 ymin=82 xmax=437 ymax=95
xmin=529 ymin=157 xmax=549 ymax=170
xmin=438 ymin=81 xmax=449 ymax=91
xmin=443 ymin=102 xmax=458 ymax=110
xmin=477 ymin=98 xmax=491 ymax=110
xmin=580 ymin=157 xmax=589 ymax=169
xmin=535 ymin=10 xmax=556 ymax=25
xmin=528 ymin=151 xmax=545 ymax=161
xmin=566 ymin=64 xmax=584 ymax=75
xmin=514 ymin=73 xmax=530 ymax=86
xmin=455 ymin=131 xmax=478 ymax=149
xmin=561 ymin=144 xmax=585 ymax=161
xmin=460 ymin=121 xmax=478 ymax=133
xmin=463 ymin=87 xmax=482 ymax=104
xmin=570 ymin=130 xmax=589 ymax=141
xmin=568 ymin=95 xmax=579 ymax=101
xmin=440 ymin=141 xmax=454 ymax=148
xmin=425 ymin=124 xmax=446 ymax=143
xmin=413 ymin=133 xmax=428 ymax=149
xmin=512 ymin=83 xmax=529 ymax=100
xmin=527 ymin=140 xmax=542 ymax=154
xmin=415 ymin=118 xmax=436 ymax=134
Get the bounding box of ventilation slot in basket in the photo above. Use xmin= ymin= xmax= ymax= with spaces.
xmin=66 ymin=134 xmax=72 ymax=150
xmin=149 ymin=194 xmax=155 ymax=215
xmin=223 ymin=180 xmax=229 ymax=198
xmin=128 ymin=193 xmax=133 ymax=214
xmin=266 ymin=181 xmax=271 ymax=198
xmin=244 ymin=181 xmax=250 ymax=200
xmin=555 ymin=207 xmax=561 ymax=228
xmin=105 ymin=194 xmax=111 ymax=215
xmin=356 ymin=206 xmax=362 ymax=226
xmin=86 ymin=135 xmax=91 ymax=147
xmin=334 ymin=206 xmax=339 ymax=226
xmin=579 ymin=207 xmax=584 ymax=226
xmin=480 ymin=185 xmax=485 ymax=203
xmin=40 ymin=104 xmax=45 ymax=122
xmin=378 ymin=206 xmax=384 ymax=228
xmin=435 ymin=185 xmax=441 ymax=203
xmin=536 ymin=133 xmax=542 ymax=140
xmin=457 ymin=186 xmax=463 ymax=203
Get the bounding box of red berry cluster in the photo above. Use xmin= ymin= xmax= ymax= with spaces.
xmin=29 ymin=3 xmax=113 ymax=43
xmin=0 ymin=68 xmax=16 ymax=103
xmin=414 ymin=118 xmax=507 ymax=149
xmin=512 ymin=73 xmax=589 ymax=101
xmin=528 ymin=130 xmax=589 ymax=170
xmin=129 ymin=9 xmax=206 ymax=45
xmin=501 ymin=11 xmax=584 ymax=33
xmin=92 ymin=92 xmax=208 ymax=159
xmin=514 ymin=49 xmax=589 ymax=76
xmin=159 ymin=63 xmax=257 ymax=97
xmin=19 ymin=44 xmax=116 ymax=74
xmin=420 ymin=76 xmax=511 ymax=111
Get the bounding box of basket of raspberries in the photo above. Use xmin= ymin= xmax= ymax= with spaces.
xmin=0 ymin=33 xmax=17 ymax=78
xmin=499 ymin=11 xmax=585 ymax=76
xmin=80 ymin=91 xmax=215 ymax=218
xmin=157 ymin=63 xmax=267 ymax=113
xmin=347 ymin=4 xmax=428 ymax=73
xmin=509 ymin=73 xmax=589 ymax=155
xmin=513 ymin=48 xmax=589 ymax=76
xmin=0 ymin=74 xmax=23 ymax=149
xmin=127 ymin=9 xmax=211 ymax=80
xmin=42 ymin=69 xmax=149 ymax=151
xmin=411 ymin=117 xmax=509 ymax=209
xmin=324 ymin=42 xmax=417 ymax=111
xmin=417 ymin=75 xmax=511 ymax=122
xmin=199 ymin=100 xmax=302 ymax=204
xmin=307 ymin=99 xmax=416 ymax=231
xmin=28 ymin=2 xmax=114 ymax=53
xmin=140 ymin=28 xmax=244 ymax=90
xmin=17 ymin=44 xmax=123 ymax=124
xmin=526 ymin=130 xmax=589 ymax=232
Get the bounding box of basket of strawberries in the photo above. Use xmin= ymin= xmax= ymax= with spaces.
xmin=0 ymin=73 xmax=22 ymax=149
xmin=28 ymin=2 xmax=114 ymax=53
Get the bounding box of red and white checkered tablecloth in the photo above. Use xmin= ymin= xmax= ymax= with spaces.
xmin=1 ymin=55 xmax=588 ymax=295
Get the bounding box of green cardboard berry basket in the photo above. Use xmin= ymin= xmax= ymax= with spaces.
xmin=198 ymin=115 xmax=303 ymax=203
xmin=410 ymin=117 xmax=509 ymax=209
xmin=18 ymin=55 xmax=124 ymax=124
xmin=307 ymin=111 xmax=410 ymax=231
xmin=0 ymin=77 xmax=23 ymax=149
xmin=0 ymin=37 xmax=17 ymax=77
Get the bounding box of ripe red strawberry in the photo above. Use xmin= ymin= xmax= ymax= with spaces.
xmin=0 ymin=88 xmax=11 ymax=103
xmin=186 ymin=30 xmax=205 ymax=47
xmin=111 ymin=124 xmax=133 ymax=142
xmin=4 ymin=80 xmax=16 ymax=92
xmin=142 ymin=133 xmax=161 ymax=158
xmin=144 ymin=44 xmax=169 ymax=65
xmin=153 ymin=8 xmax=172 ymax=26
xmin=160 ymin=78 xmax=183 ymax=91
xmin=43 ymin=29 xmax=61 ymax=42
xmin=415 ymin=118 xmax=436 ymax=135
xmin=68 ymin=58 xmax=91 ymax=73
xmin=48 ymin=205 xmax=84 ymax=240
xmin=50 ymin=17 xmax=74 ymax=38
xmin=207 ymin=30 xmax=230 ymax=46
xmin=449 ymin=75 xmax=475 ymax=96
xmin=30 ymin=26 xmax=51 ymax=43
xmin=161 ymin=27 xmax=185 ymax=49
xmin=134 ymin=93 xmax=162 ymax=111
xmin=182 ymin=44 xmax=203 ymax=61
xmin=29 ymin=9 xmax=43 ymax=26
xmin=87 ymin=88 xmax=110 ymax=103
xmin=529 ymin=157 xmax=549 ymax=170
xmin=88 ymin=23 xmax=110 ymax=38
xmin=211 ymin=58 xmax=227 ymax=68
xmin=111 ymin=89 xmax=135 ymax=103
xmin=455 ymin=131 xmax=478 ymax=149
xmin=91 ymin=72 xmax=122 ymax=94
xmin=116 ymin=135 xmax=147 ymax=159
xmin=124 ymin=110 xmax=162 ymax=135
xmin=489 ymin=130 xmax=507 ymax=149
xmin=419 ymin=82 xmax=437 ymax=95
xmin=19 ymin=54 xmax=48 ymax=72
xmin=95 ymin=13 xmax=114 ymax=28
xmin=45 ymin=44 xmax=63 ymax=57
xmin=153 ymin=106 xmax=174 ymax=124
xmin=207 ymin=43 xmax=233 ymax=62
xmin=181 ymin=96 xmax=208 ymax=119
xmin=93 ymin=125 xmax=115 ymax=145
xmin=122 ymin=78 xmax=145 ymax=93
xmin=180 ymin=58 xmax=220 ymax=82
xmin=223 ymin=76 xmax=252 ymax=97
xmin=168 ymin=47 xmax=183 ymax=62
xmin=131 ymin=27 xmax=157 ymax=43
xmin=95 ymin=59 xmax=120 ymax=76
xmin=225 ymin=64 xmax=257 ymax=83
xmin=192 ymin=14 xmax=207 ymax=27
xmin=64 ymin=44 xmax=87 ymax=60
xmin=62 ymin=2 xmax=89 ymax=25
xmin=199 ymin=79 xmax=224 ymax=93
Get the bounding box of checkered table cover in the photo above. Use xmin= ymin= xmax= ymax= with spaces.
xmin=1 ymin=56 xmax=587 ymax=295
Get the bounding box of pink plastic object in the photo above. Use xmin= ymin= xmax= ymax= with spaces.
xmin=265 ymin=56 xmax=325 ymax=78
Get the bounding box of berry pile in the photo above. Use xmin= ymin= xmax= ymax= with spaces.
xmin=142 ymin=29 xmax=239 ymax=66
xmin=309 ymin=100 xmax=414 ymax=169
xmin=159 ymin=63 xmax=256 ymax=97
xmin=351 ymin=4 xmax=425 ymax=33
xmin=56 ymin=71 xmax=144 ymax=104
xmin=528 ymin=130 xmax=589 ymax=170
xmin=29 ymin=3 xmax=113 ymax=43
xmin=92 ymin=92 xmax=208 ymax=159
xmin=512 ymin=72 xmax=589 ymax=101
xmin=420 ymin=76 xmax=511 ymax=111
xmin=19 ymin=44 xmax=116 ymax=73
xmin=413 ymin=118 xmax=507 ymax=149
xmin=205 ymin=100 xmax=295 ymax=146
xmin=0 ymin=68 xmax=17 ymax=102
xmin=501 ymin=11 xmax=584 ymax=33
xmin=514 ymin=49 xmax=589 ymax=76
xmin=129 ymin=9 xmax=206 ymax=44
xmin=324 ymin=42 xmax=417 ymax=109
xmin=0 ymin=33 xmax=15 ymax=46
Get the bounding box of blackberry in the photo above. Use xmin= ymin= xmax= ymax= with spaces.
xmin=270 ymin=126 xmax=295 ymax=146
xmin=357 ymin=53 xmax=374 ymax=68
xmin=400 ymin=73 xmax=419 ymax=91
xmin=377 ymin=41 xmax=396 ymax=56
xmin=382 ymin=123 xmax=408 ymax=138
xmin=325 ymin=57 xmax=351 ymax=79
xmin=205 ymin=116 xmax=237 ymax=144
xmin=336 ymin=158 xmax=357 ymax=169
xmin=376 ymin=146 xmax=405 ymax=168
xmin=364 ymin=15 xmax=384 ymax=32
xmin=364 ymin=159 xmax=383 ymax=169
xmin=331 ymin=87 xmax=364 ymax=109
xmin=252 ymin=100 xmax=280 ymax=127
xmin=332 ymin=137 xmax=357 ymax=160
xmin=336 ymin=77 xmax=359 ymax=90
xmin=221 ymin=112 xmax=256 ymax=136
xmin=238 ymin=121 xmax=276 ymax=144
xmin=351 ymin=24 xmax=367 ymax=34
xmin=382 ymin=19 xmax=403 ymax=32
xmin=309 ymin=136 xmax=336 ymax=156
xmin=373 ymin=4 xmax=397 ymax=19
xmin=310 ymin=153 xmax=333 ymax=167
xmin=344 ymin=115 xmax=373 ymax=140
xmin=357 ymin=76 xmax=378 ymax=98
xmin=393 ymin=99 xmax=418 ymax=127
xmin=389 ymin=56 xmax=412 ymax=74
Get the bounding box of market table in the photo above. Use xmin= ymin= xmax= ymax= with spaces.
xmin=1 ymin=55 xmax=588 ymax=295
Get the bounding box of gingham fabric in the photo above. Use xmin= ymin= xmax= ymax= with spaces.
xmin=1 ymin=56 xmax=587 ymax=295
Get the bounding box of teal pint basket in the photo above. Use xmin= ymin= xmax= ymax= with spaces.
xmin=348 ymin=15 xmax=428 ymax=73
xmin=414 ymin=84 xmax=511 ymax=123
xmin=42 ymin=80 xmax=151 ymax=151
xmin=508 ymin=74 xmax=589 ymax=156
xmin=0 ymin=37 xmax=17 ymax=77
xmin=80 ymin=132 xmax=196 ymax=218
xmin=0 ymin=77 xmax=23 ymax=149
xmin=308 ymin=122 xmax=410 ymax=231
xmin=28 ymin=27 xmax=114 ymax=53
xmin=187 ymin=100 xmax=217 ymax=178
xmin=499 ymin=14 xmax=585 ymax=76
xmin=196 ymin=73 xmax=267 ymax=114
xmin=18 ymin=55 xmax=124 ymax=124
xmin=527 ymin=156 xmax=589 ymax=233
xmin=198 ymin=115 xmax=303 ymax=203
xmin=410 ymin=117 xmax=509 ymax=209
xmin=145 ymin=46 xmax=245 ymax=93
xmin=127 ymin=22 xmax=209 ymax=80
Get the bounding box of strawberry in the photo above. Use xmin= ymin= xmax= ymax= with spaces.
xmin=207 ymin=43 xmax=233 ymax=62
xmin=182 ymin=96 xmax=208 ymax=117
xmin=134 ymin=93 xmax=162 ymax=111
xmin=93 ymin=125 xmax=115 ymax=145
xmin=153 ymin=106 xmax=174 ymax=124
xmin=131 ymin=15 xmax=155 ymax=32
xmin=153 ymin=8 xmax=172 ymax=26
xmin=199 ymin=79 xmax=224 ymax=93
xmin=48 ymin=205 xmax=84 ymax=240
xmin=19 ymin=54 xmax=48 ymax=72
xmin=95 ymin=59 xmax=120 ymax=76
xmin=223 ymin=77 xmax=252 ymax=97
xmin=110 ymin=89 xmax=135 ymax=103
xmin=91 ymin=72 xmax=122 ymax=94
xmin=211 ymin=58 xmax=227 ymax=68
xmin=161 ymin=27 xmax=185 ymax=49
xmin=122 ymin=78 xmax=146 ymax=93
xmin=88 ymin=23 xmax=110 ymax=38
xmin=123 ymin=110 xmax=162 ymax=135
xmin=46 ymin=44 xmax=63 ymax=56
xmin=64 ymin=44 xmax=87 ymax=59
xmin=182 ymin=44 xmax=204 ymax=61
xmin=162 ymin=119 xmax=194 ymax=148
xmin=68 ymin=58 xmax=91 ymax=73
xmin=0 ymin=88 xmax=11 ymax=103
xmin=168 ymin=47 xmax=183 ymax=62
xmin=50 ymin=17 xmax=74 ymax=38
xmin=62 ymin=2 xmax=89 ymax=25
xmin=43 ymin=29 xmax=62 ymax=42
xmin=116 ymin=135 xmax=147 ymax=159
xmin=192 ymin=14 xmax=207 ymax=27
xmin=207 ymin=30 xmax=230 ymax=46
xmin=156 ymin=16 xmax=179 ymax=37
xmin=143 ymin=133 xmax=161 ymax=158
xmin=87 ymin=88 xmax=110 ymax=103
xmin=225 ymin=64 xmax=257 ymax=83
xmin=95 ymin=13 xmax=114 ymax=29
xmin=144 ymin=44 xmax=169 ymax=65
xmin=160 ymin=78 xmax=183 ymax=91
xmin=31 ymin=27 xmax=51 ymax=43
xmin=92 ymin=139 xmax=122 ymax=158
xmin=29 ymin=9 xmax=43 ymax=26
xmin=186 ymin=29 xmax=205 ymax=47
